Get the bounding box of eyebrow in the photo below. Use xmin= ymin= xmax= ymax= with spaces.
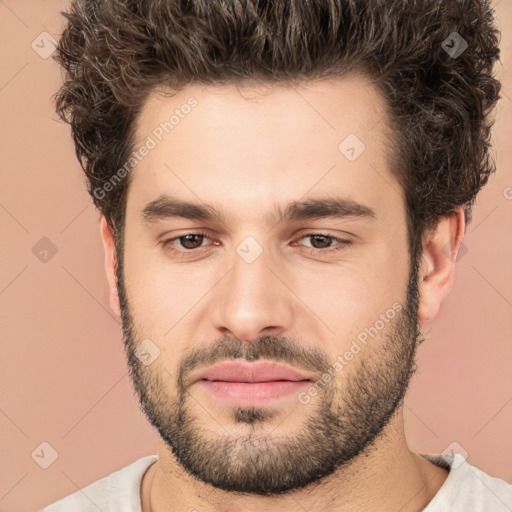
xmin=141 ymin=194 xmax=377 ymax=226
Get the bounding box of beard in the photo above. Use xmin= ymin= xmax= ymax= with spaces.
xmin=115 ymin=237 xmax=423 ymax=496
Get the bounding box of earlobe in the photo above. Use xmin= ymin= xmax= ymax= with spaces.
xmin=99 ymin=216 xmax=121 ymax=319
xmin=418 ymin=208 xmax=466 ymax=323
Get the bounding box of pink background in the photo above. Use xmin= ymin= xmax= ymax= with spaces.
xmin=1 ymin=1 xmax=511 ymax=511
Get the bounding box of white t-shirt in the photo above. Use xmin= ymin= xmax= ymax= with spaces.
xmin=40 ymin=452 xmax=512 ymax=511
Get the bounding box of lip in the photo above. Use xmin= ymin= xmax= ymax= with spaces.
xmin=197 ymin=380 xmax=311 ymax=407
xmin=192 ymin=361 xmax=314 ymax=407
xmin=193 ymin=360 xmax=313 ymax=383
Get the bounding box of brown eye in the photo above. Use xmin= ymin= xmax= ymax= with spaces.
xmin=176 ymin=234 xmax=206 ymax=250
xmin=297 ymin=233 xmax=352 ymax=253
xmin=307 ymin=234 xmax=336 ymax=249
xmin=162 ymin=230 xmax=213 ymax=255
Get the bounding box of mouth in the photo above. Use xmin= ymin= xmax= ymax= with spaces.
xmin=192 ymin=361 xmax=313 ymax=406
xmin=196 ymin=379 xmax=312 ymax=406
xmin=194 ymin=360 xmax=313 ymax=383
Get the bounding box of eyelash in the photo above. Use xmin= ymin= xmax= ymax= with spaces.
xmin=161 ymin=230 xmax=353 ymax=257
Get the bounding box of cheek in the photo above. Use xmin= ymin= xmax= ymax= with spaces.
xmin=122 ymin=248 xmax=169 ymax=328
xmin=291 ymin=240 xmax=409 ymax=341
xmin=123 ymin=248 xmax=218 ymax=334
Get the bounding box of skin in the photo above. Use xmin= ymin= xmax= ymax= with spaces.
xmin=100 ymin=76 xmax=465 ymax=511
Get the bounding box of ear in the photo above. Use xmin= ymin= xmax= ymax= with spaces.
xmin=100 ymin=216 xmax=121 ymax=319
xmin=418 ymin=207 xmax=466 ymax=322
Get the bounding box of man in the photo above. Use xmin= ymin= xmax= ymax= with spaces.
xmin=42 ymin=0 xmax=512 ymax=510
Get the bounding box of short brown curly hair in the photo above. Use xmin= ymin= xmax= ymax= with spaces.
xmin=53 ymin=0 xmax=502 ymax=264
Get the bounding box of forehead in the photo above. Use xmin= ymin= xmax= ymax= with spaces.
xmin=127 ymin=76 xmax=402 ymax=225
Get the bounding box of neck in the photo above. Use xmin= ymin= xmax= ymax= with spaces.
xmin=141 ymin=406 xmax=449 ymax=512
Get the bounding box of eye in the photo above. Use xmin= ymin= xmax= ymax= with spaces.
xmin=162 ymin=230 xmax=213 ymax=255
xmin=161 ymin=231 xmax=352 ymax=257
xmin=294 ymin=233 xmax=353 ymax=253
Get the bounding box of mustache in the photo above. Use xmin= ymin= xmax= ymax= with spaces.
xmin=176 ymin=335 xmax=331 ymax=388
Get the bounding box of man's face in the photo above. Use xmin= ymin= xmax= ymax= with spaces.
xmin=115 ymin=77 xmax=421 ymax=494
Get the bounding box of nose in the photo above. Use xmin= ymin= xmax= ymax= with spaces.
xmin=210 ymin=243 xmax=294 ymax=342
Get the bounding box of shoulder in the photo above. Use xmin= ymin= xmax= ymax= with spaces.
xmin=39 ymin=455 xmax=158 ymax=512
xmin=422 ymin=453 xmax=512 ymax=511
